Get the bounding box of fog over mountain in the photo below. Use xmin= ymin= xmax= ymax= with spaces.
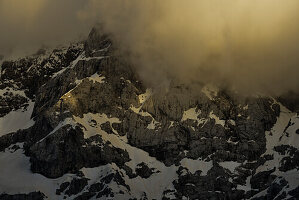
xmin=1 ymin=0 xmax=299 ymax=95
xmin=0 ymin=0 xmax=90 ymax=58
xmin=0 ymin=1 xmax=299 ymax=199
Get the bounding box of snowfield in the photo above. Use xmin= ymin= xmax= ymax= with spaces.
xmin=0 ymin=101 xmax=35 ymax=136
xmin=0 ymin=104 xmax=298 ymax=199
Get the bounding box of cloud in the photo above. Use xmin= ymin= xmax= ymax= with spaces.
xmin=79 ymin=0 xmax=299 ymax=95
xmin=1 ymin=0 xmax=299 ymax=95
xmin=0 ymin=0 xmax=91 ymax=58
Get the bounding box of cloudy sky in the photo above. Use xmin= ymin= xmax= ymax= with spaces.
xmin=1 ymin=0 xmax=298 ymax=94
xmin=0 ymin=0 xmax=91 ymax=57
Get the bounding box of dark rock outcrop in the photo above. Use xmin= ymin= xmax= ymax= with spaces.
xmin=28 ymin=125 xmax=130 ymax=178
xmin=0 ymin=192 xmax=46 ymax=200
xmin=65 ymin=178 xmax=89 ymax=196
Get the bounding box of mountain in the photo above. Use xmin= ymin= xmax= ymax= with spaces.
xmin=0 ymin=28 xmax=298 ymax=200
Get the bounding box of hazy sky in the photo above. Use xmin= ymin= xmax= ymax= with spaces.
xmin=0 ymin=0 xmax=91 ymax=57
xmin=1 ymin=0 xmax=299 ymax=94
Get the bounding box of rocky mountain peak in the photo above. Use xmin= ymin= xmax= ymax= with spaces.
xmin=0 ymin=27 xmax=298 ymax=200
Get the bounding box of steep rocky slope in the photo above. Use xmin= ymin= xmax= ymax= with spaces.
xmin=0 ymin=28 xmax=298 ymax=200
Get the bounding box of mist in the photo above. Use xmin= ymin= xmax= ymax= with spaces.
xmin=0 ymin=0 xmax=92 ymax=58
xmin=1 ymin=0 xmax=299 ymax=95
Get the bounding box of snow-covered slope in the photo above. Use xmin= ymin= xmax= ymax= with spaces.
xmin=0 ymin=101 xmax=298 ymax=199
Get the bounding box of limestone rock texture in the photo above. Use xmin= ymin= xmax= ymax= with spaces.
xmin=0 ymin=28 xmax=298 ymax=200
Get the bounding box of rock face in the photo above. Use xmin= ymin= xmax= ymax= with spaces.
xmin=0 ymin=43 xmax=83 ymax=118
xmin=278 ymin=91 xmax=299 ymax=114
xmin=0 ymin=27 xmax=298 ymax=200
xmin=29 ymin=126 xmax=130 ymax=178
xmin=0 ymin=192 xmax=46 ymax=200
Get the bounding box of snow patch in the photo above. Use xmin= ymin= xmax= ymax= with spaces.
xmin=81 ymin=56 xmax=107 ymax=61
xmin=130 ymin=105 xmax=142 ymax=113
xmin=169 ymin=121 xmax=174 ymax=128
xmin=279 ymin=114 xmax=299 ymax=149
xmin=264 ymin=104 xmax=296 ymax=154
xmin=138 ymin=89 xmax=152 ymax=104
xmin=147 ymin=119 xmax=160 ymax=130
xmin=219 ymin=161 xmax=241 ymax=173
xmin=0 ymin=87 xmax=27 ymax=98
xmin=254 ymin=104 xmax=299 ymax=193
xmin=180 ymin=158 xmax=213 ymax=175
xmin=130 ymin=89 xmax=153 ymax=114
xmin=181 ymin=107 xmax=201 ymax=122
xmin=91 ymin=44 xmax=111 ymax=54
xmin=130 ymin=104 xmax=160 ymax=130
xmin=88 ymin=73 xmax=105 ymax=84
xmin=0 ymin=101 xmax=35 ymax=136
xmin=181 ymin=107 xmax=207 ymax=128
xmin=0 ymin=143 xmax=77 ymax=199
xmin=73 ymin=113 xmax=120 ymax=139
xmin=209 ymin=111 xmax=225 ymax=126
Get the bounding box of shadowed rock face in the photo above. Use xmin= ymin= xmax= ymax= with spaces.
xmin=84 ymin=27 xmax=112 ymax=58
xmin=0 ymin=27 xmax=298 ymax=200
xmin=0 ymin=192 xmax=46 ymax=200
xmin=278 ymin=91 xmax=299 ymax=114
xmin=28 ymin=124 xmax=130 ymax=178
xmin=0 ymin=43 xmax=83 ymax=118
